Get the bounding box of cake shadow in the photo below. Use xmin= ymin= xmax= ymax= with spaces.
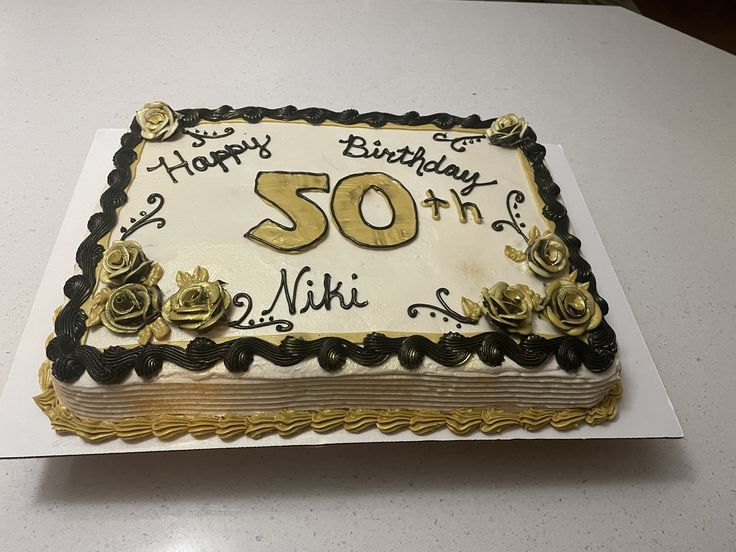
xmin=33 ymin=438 xmax=691 ymax=505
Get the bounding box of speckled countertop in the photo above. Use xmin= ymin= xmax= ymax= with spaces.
xmin=1 ymin=1 xmax=734 ymax=550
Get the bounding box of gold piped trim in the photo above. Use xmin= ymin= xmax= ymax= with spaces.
xmin=33 ymin=361 xmax=622 ymax=443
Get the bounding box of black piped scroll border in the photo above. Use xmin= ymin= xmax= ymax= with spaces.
xmin=46 ymin=105 xmax=617 ymax=384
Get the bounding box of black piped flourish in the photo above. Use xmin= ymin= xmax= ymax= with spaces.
xmin=48 ymin=105 xmax=616 ymax=384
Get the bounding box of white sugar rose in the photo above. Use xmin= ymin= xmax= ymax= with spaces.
xmin=135 ymin=101 xmax=179 ymax=141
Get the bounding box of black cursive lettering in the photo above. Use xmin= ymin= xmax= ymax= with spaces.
xmin=338 ymin=134 xmax=496 ymax=190
xmin=261 ymin=266 xmax=369 ymax=317
xmin=146 ymin=135 xmax=272 ymax=183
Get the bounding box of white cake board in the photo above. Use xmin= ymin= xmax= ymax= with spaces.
xmin=0 ymin=130 xmax=682 ymax=458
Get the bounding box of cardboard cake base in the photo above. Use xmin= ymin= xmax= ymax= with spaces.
xmin=0 ymin=130 xmax=682 ymax=458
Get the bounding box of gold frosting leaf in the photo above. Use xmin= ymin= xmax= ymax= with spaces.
xmin=567 ymin=269 xmax=578 ymax=283
xmin=175 ymin=270 xmax=192 ymax=287
xmin=193 ymin=266 xmax=210 ymax=283
xmin=504 ymin=245 xmax=526 ymax=263
xmin=137 ymin=325 xmax=152 ymax=345
xmin=86 ymin=310 xmax=101 ymax=328
xmin=86 ymin=288 xmax=112 ymax=327
xmin=149 ymin=317 xmax=170 ymax=340
xmin=141 ymin=262 xmax=164 ymax=287
xmin=513 ymin=284 xmax=544 ymax=311
xmin=461 ymin=297 xmax=482 ymax=322
xmin=528 ymin=225 xmax=540 ymax=242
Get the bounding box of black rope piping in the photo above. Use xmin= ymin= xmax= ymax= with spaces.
xmin=47 ymin=106 xmax=617 ymax=384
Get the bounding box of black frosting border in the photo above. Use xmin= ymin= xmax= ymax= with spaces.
xmin=47 ymin=105 xmax=617 ymax=384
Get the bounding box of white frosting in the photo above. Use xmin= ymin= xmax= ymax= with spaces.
xmin=62 ymin=119 xmax=621 ymax=422
xmin=54 ymin=357 xmax=621 ymax=420
xmin=87 ymin=121 xmax=557 ymax=346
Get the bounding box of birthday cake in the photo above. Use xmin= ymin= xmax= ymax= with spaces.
xmin=34 ymin=102 xmax=620 ymax=441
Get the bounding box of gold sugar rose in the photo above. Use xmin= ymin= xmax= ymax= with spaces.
xmin=525 ymin=226 xmax=569 ymax=278
xmin=87 ymin=283 xmax=170 ymax=345
xmin=481 ymin=282 xmax=537 ymax=335
xmin=135 ymin=101 xmax=179 ymax=141
xmin=541 ymin=271 xmax=602 ymax=336
xmin=100 ymin=240 xmax=162 ymax=287
xmin=484 ymin=113 xmax=528 ymax=146
xmin=162 ymin=266 xmax=231 ymax=331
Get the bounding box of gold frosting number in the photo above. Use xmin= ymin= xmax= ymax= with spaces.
xmin=331 ymin=172 xmax=417 ymax=249
xmin=246 ymin=171 xmax=330 ymax=252
xmin=246 ymin=171 xmax=418 ymax=251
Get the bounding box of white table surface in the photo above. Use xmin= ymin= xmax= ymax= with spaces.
xmin=0 ymin=1 xmax=734 ymax=550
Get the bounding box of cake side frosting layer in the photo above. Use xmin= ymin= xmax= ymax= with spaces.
xmin=34 ymin=361 xmax=622 ymax=441
xmin=53 ymin=356 xmax=621 ymax=421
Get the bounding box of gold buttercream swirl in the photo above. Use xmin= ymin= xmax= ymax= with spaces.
xmin=214 ymin=415 xmax=246 ymax=440
xmin=550 ymin=408 xmax=587 ymax=430
xmin=152 ymin=414 xmax=189 ymax=440
xmin=445 ymin=409 xmax=483 ymax=435
xmin=480 ymin=408 xmax=520 ymax=434
xmin=116 ymin=417 xmax=155 ymax=441
xmin=33 ymin=362 xmax=622 ymax=443
xmin=245 ymin=413 xmax=278 ymax=439
xmin=343 ymin=408 xmax=380 ymax=432
xmin=409 ymin=410 xmax=447 ymax=435
xmin=275 ymin=410 xmax=313 ymax=436
xmin=376 ymin=409 xmax=413 ymax=433
xmin=311 ymin=409 xmax=349 ymax=432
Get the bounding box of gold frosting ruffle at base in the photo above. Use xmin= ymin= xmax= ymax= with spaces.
xmin=33 ymin=361 xmax=622 ymax=443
